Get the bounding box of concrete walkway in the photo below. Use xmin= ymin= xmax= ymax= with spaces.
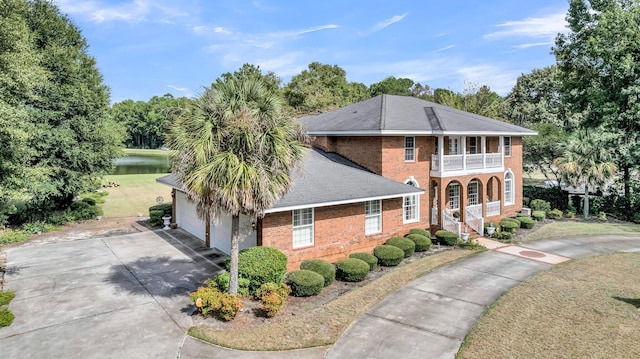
xmin=2 ymin=231 xmax=639 ymax=359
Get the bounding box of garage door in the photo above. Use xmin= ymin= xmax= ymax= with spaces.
xmin=175 ymin=191 xmax=206 ymax=242
xmin=212 ymin=213 xmax=257 ymax=255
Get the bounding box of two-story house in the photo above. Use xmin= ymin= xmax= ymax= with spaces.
xmin=159 ymin=94 xmax=536 ymax=269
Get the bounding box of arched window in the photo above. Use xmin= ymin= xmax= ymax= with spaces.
xmin=403 ymin=178 xmax=420 ymax=223
xmin=504 ymin=170 xmax=514 ymax=205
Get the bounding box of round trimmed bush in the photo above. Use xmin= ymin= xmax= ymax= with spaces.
xmin=532 ymin=210 xmax=546 ymax=221
xmin=408 ymin=228 xmax=430 ymax=238
xmin=373 ymin=245 xmax=404 ymax=266
xmin=548 ymin=208 xmax=563 ymax=219
xmin=519 ymin=216 xmax=535 ymax=229
xmin=516 ymin=212 xmax=530 ymax=218
xmin=286 ymin=270 xmax=324 ymax=297
xmin=349 ymin=252 xmax=378 ymax=271
xmin=300 ymin=259 xmax=335 ymax=287
xmin=224 ymin=246 xmax=287 ymax=293
xmin=385 ymin=237 xmax=415 ymax=257
xmin=335 ymin=258 xmax=369 ymax=282
xmin=499 ymin=219 xmax=520 ymax=233
xmin=435 ymin=230 xmax=459 ymax=246
xmin=406 ymin=233 xmax=431 ymax=252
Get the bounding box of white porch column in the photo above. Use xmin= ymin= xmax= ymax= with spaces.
xmin=499 ymin=136 xmax=504 ymax=167
xmin=438 ymin=136 xmax=444 ymax=172
xmin=481 ymin=136 xmax=486 ymax=169
xmin=461 ymin=136 xmax=467 ymax=170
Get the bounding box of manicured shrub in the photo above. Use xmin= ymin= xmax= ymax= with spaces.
xmin=300 ymin=259 xmax=335 ymax=287
xmin=406 ymin=233 xmax=431 ymax=252
xmin=385 ymin=237 xmax=415 ymax=257
xmin=286 ymin=270 xmax=324 ymax=297
xmin=566 ymin=210 xmax=576 ymax=218
xmin=149 ymin=209 xmax=164 ymax=227
xmin=224 ymin=246 xmax=288 ymax=293
xmin=491 ymin=231 xmax=514 ymax=242
xmin=335 ymin=258 xmax=369 ymax=282
xmin=532 ymin=210 xmax=546 ymax=221
xmin=548 ymin=208 xmax=563 ymax=219
xmin=435 ymin=230 xmax=459 ymax=246
xmin=530 ymin=199 xmax=552 ymax=213
xmin=519 ymin=216 xmax=535 ymax=229
xmin=373 ymin=245 xmax=404 ymax=267
xmin=0 ymin=307 xmax=14 ymax=328
xmin=255 ymin=282 xmax=291 ymax=300
xmin=408 ymin=228 xmax=430 ymax=238
xmin=516 ymin=212 xmax=530 ymax=218
xmin=258 ymin=285 xmax=289 ymax=318
xmin=66 ymin=201 xmax=103 ymax=221
xmin=499 ymin=219 xmax=520 ymax=233
xmin=149 ymin=203 xmax=172 ymax=215
xmin=349 ymin=252 xmax=378 ymax=271
xmin=209 ymin=272 xmax=250 ymax=297
xmin=0 ymin=290 xmax=15 ymax=306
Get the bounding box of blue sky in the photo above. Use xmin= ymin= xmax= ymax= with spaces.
xmin=53 ymin=0 xmax=570 ymax=103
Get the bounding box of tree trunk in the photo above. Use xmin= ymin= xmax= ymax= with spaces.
xmin=583 ymin=184 xmax=589 ymax=219
xmin=205 ymin=209 xmax=210 ymax=248
xmin=229 ymin=214 xmax=240 ymax=295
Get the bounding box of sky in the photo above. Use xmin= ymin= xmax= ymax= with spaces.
xmin=53 ymin=0 xmax=570 ymax=103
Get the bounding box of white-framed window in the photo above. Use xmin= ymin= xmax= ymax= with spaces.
xmin=449 ymin=183 xmax=460 ymax=210
xmin=365 ymin=200 xmax=382 ymax=235
xmin=405 ymin=136 xmax=415 ymax=162
xmin=469 ymin=137 xmax=479 ymax=154
xmin=504 ymin=136 xmax=511 ymax=157
xmin=292 ymin=208 xmax=314 ymax=248
xmin=403 ymin=179 xmax=419 ymax=223
xmin=504 ymin=170 xmax=514 ymax=205
xmin=468 ymin=181 xmax=479 ymax=205
xmin=448 ymin=136 xmax=461 ymax=155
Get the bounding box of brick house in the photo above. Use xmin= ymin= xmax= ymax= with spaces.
xmin=159 ymin=94 xmax=535 ymax=270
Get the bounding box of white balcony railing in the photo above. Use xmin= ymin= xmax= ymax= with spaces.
xmin=432 ymin=152 xmax=503 ymax=173
xmin=465 ymin=204 xmax=484 ymax=236
xmin=442 ymin=210 xmax=461 ymax=236
xmin=486 ymin=200 xmax=501 ymax=217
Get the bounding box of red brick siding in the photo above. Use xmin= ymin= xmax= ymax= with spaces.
xmin=261 ymin=198 xmax=424 ymax=271
xmin=312 ymin=136 xmax=383 ymax=174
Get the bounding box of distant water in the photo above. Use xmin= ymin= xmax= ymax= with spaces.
xmin=111 ymin=154 xmax=171 ymax=175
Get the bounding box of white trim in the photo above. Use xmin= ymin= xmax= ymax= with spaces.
xmin=264 ymin=190 xmax=424 ymax=214
xmin=306 ymin=130 xmax=537 ymax=136
xmin=504 ymin=136 xmax=512 ymax=157
xmin=504 ymin=169 xmax=515 ymax=206
xmin=430 ymin=167 xmax=505 ymax=178
xmin=403 ymin=178 xmax=420 ymax=224
xmin=404 ymin=136 xmax=415 ymax=162
xmin=404 ymin=176 xmax=420 ymax=188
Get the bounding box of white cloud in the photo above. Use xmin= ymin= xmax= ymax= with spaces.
xmin=484 ymin=11 xmax=567 ymax=40
xmin=371 ymin=13 xmax=408 ymax=33
xmin=54 ymin=0 xmax=190 ymax=24
xmin=193 ymin=25 xmax=233 ymax=35
xmin=269 ymin=24 xmax=340 ymax=39
xmin=433 ymin=44 xmax=455 ymax=52
xmin=513 ymin=41 xmax=554 ymax=49
xmin=456 ymin=65 xmax=519 ymax=94
xmin=167 ymin=85 xmax=187 ymax=92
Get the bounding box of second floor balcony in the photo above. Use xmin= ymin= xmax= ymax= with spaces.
xmin=430 ymin=135 xmax=508 ymax=177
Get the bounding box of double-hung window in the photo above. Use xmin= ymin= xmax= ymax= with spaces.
xmin=448 ymin=136 xmax=461 ymax=155
xmin=365 ymin=200 xmax=382 ymax=234
xmin=469 ymin=137 xmax=479 ymax=154
xmin=292 ymin=208 xmax=314 ymax=248
xmin=449 ymin=183 xmax=460 ymax=210
xmin=403 ymin=180 xmax=419 ymax=223
xmin=504 ymin=136 xmax=511 ymax=157
xmin=405 ymin=137 xmax=415 ymax=162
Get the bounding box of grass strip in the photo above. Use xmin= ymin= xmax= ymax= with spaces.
xmin=520 ymin=221 xmax=640 ymax=242
xmin=189 ymin=249 xmax=477 ymax=351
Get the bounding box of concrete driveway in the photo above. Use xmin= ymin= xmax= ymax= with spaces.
xmin=0 ymin=230 xmax=224 ymax=359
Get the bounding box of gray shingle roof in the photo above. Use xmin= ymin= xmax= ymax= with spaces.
xmin=298 ymin=94 xmax=536 ymax=135
xmin=156 ymin=147 xmax=423 ymax=213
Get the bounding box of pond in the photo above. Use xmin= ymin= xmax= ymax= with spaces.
xmin=112 ymin=151 xmax=171 ymax=175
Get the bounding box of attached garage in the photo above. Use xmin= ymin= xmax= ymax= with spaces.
xmin=175 ymin=191 xmax=205 ymax=242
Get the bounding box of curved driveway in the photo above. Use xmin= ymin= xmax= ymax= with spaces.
xmin=1 ymin=231 xmax=639 ymax=358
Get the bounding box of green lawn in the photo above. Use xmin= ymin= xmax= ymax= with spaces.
xmin=101 ymin=173 xmax=172 ymax=217
xmin=121 ymin=148 xmax=170 ymax=157
xmin=520 ymin=220 xmax=640 ymax=242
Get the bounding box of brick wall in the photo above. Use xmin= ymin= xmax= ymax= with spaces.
xmin=261 ymin=198 xmax=425 ymax=271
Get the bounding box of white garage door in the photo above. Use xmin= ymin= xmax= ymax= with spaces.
xmin=175 ymin=191 xmax=206 ymax=242
xmin=212 ymin=213 xmax=257 ymax=255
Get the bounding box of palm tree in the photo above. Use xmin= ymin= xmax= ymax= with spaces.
xmin=554 ymin=135 xmax=616 ymax=219
xmin=168 ymin=79 xmax=307 ymax=294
